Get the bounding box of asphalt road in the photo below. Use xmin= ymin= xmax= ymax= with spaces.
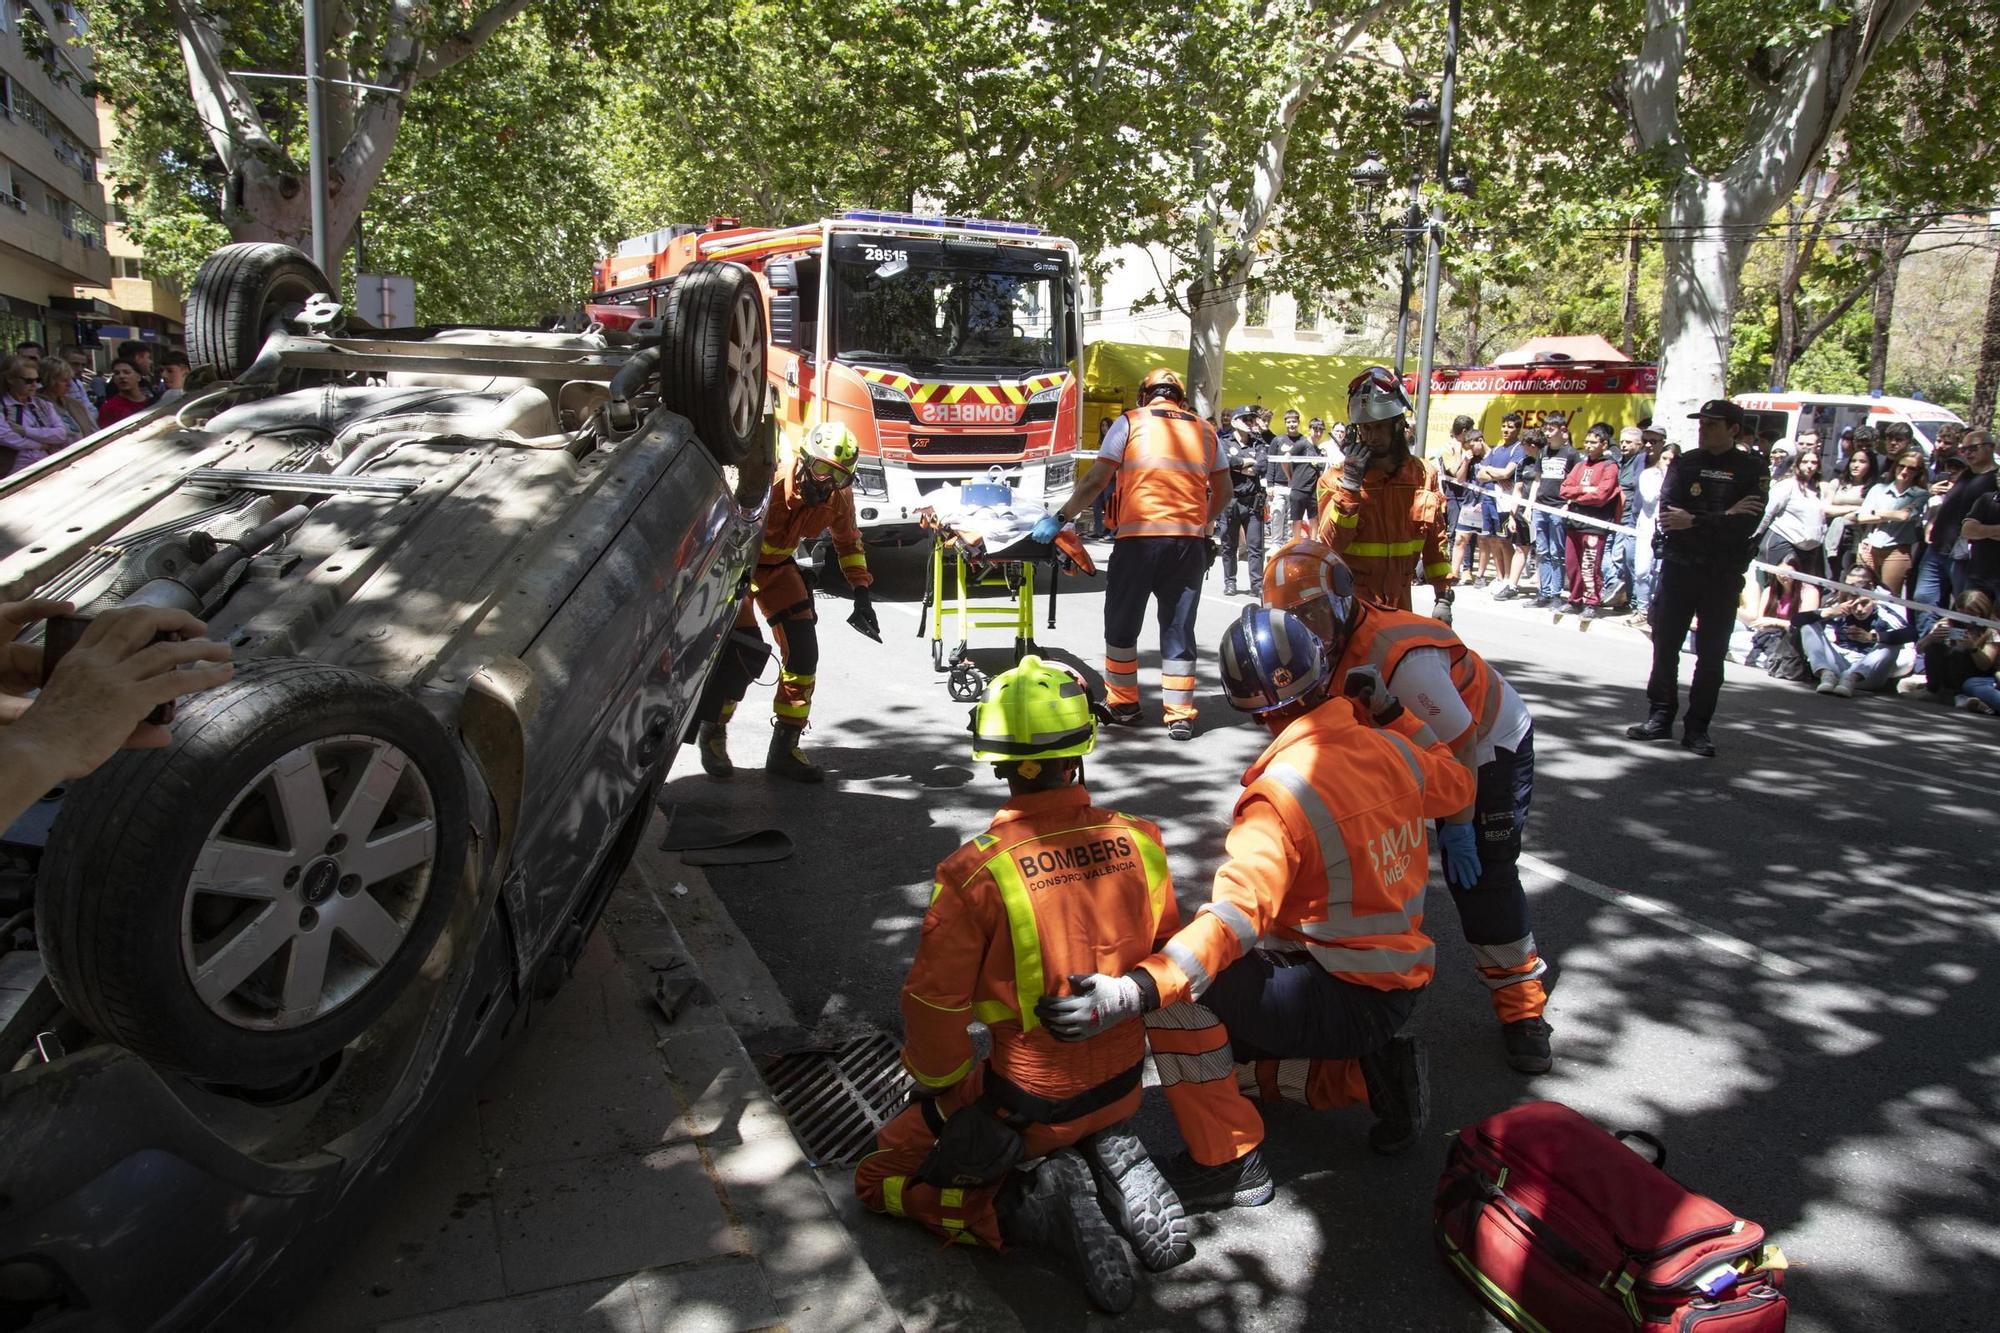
xmin=658 ymin=536 xmax=1999 ymax=1333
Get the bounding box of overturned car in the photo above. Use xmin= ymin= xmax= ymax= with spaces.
xmin=0 ymin=243 xmax=773 ymax=1330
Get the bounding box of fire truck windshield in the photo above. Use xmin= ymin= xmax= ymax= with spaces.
xmin=829 ymin=234 xmax=1070 ymax=375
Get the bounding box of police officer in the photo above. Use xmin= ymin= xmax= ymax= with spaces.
xmin=1219 ymin=406 xmax=1270 ymax=597
xmin=1625 ymin=400 xmax=1770 ymax=757
xmin=1036 ymin=368 xmax=1230 ymax=739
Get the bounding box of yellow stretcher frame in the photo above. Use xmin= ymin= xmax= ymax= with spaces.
xmin=926 ymin=534 xmax=1039 ymax=678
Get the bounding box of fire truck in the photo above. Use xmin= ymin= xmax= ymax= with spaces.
xmin=588 ymin=211 xmax=1084 ymax=542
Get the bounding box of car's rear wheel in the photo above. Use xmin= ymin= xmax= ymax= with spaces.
xmin=660 ymin=260 xmax=769 ymax=469
xmin=36 ymin=658 xmax=470 ymax=1083
xmin=186 ymin=243 xmax=332 ymax=379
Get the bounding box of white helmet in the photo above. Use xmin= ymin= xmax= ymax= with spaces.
xmin=1346 ymin=366 xmax=1412 ymax=424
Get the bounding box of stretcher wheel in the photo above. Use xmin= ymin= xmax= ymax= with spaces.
xmin=947 ymin=662 xmax=987 ymax=702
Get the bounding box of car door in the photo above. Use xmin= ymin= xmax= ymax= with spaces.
xmin=502 ymin=418 xmax=754 ymax=964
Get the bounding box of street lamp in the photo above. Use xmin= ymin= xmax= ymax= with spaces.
xmin=1348 ymin=0 xmax=1462 ymax=446
xmin=1347 ymin=119 xmax=1431 ymax=378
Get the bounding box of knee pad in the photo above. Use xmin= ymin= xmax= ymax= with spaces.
xmin=774 ymin=615 xmax=820 ymax=675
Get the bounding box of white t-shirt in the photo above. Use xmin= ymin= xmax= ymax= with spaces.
xmin=1390 ymin=646 xmax=1534 ymax=769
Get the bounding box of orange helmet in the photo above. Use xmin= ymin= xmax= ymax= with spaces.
xmin=1262 ymin=537 xmax=1357 ymax=657
xmin=1139 ymin=367 xmax=1187 ymax=405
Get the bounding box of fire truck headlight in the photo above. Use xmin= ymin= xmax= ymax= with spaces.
xmin=1028 ymin=385 xmax=1063 ymax=405
xmin=866 ymin=382 xmax=910 ymax=407
xmin=1045 ymin=458 xmax=1074 ymax=491
xmin=854 ymin=459 xmax=888 ymax=497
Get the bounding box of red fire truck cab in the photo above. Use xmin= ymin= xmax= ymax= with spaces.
xmin=589 ymin=211 xmax=1084 ymax=543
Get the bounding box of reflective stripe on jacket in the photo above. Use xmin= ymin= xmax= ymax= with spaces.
xmin=760 ymin=453 xmax=872 ymax=587
xmin=901 ymin=786 xmax=1177 ymax=1099
xmin=1114 ymin=404 xmax=1222 ymax=538
xmin=1316 ymin=455 xmax=1450 ymax=602
xmin=1341 ymin=604 xmax=1503 ymax=755
xmin=1138 ymin=699 xmax=1475 ymax=1004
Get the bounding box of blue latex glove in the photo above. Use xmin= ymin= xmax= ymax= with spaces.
xmin=1438 ymin=821 xmax=1483 ymax=891
xmin=1030 ymin=514 xmax=1062 ymax=543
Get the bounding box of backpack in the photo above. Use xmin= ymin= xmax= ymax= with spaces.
xmin=1435 ymin=1101 xmax=1788 ymax=1332
xmin=1748 ymin=627 xmax=1813 ymax=683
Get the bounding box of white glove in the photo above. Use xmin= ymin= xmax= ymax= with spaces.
xmin=1034 ymin=972 xmax=1147 ymax=1043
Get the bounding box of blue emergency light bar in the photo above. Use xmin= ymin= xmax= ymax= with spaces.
xmin=839 ymin=209 xmax=1043 ymax=237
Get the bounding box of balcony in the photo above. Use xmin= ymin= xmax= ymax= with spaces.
xmin=0 ymin=189 xmax=110 ymax=285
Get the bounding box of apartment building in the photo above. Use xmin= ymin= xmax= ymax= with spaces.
xmin=0 ymin=0 xmax=112 ymax=352
xmin=76 ymin=99 xmax=183 ymax=350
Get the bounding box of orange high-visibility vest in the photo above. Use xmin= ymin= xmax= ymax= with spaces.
xmin=901 ymin=786 xmax=1177 ymax=1100
xmin=1340 ymin=603 xmax=1504 ymax=750
xmin=1138 ymin=703 xmax=1475 ymax=1005
xmin=1112 ymin=405 xmax=1219 ymax=539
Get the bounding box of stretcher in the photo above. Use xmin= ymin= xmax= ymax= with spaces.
xmin=914 ymin=480 xmax=1096 ymax=701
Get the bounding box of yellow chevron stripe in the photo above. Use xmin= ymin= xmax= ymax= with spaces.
xmin=999 ymin=384 xmax=1025 ymax=404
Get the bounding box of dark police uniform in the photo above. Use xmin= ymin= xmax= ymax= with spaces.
xmin=1645 ymin=442 xmax=1770 ymax=730
xmin=1219 ymin=434 xmax=1269 ymax=595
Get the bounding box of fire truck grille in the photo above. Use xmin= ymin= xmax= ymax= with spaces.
xmin=1019 ymin=399 xmax=1058 ymax=423
xmin=870 ymin=399 xmax=916 ymax=422
xmin=759 ymin=1031 xmax=913 ymax=1167
xmin=910 ymin=434 xmax=1028 ymax=456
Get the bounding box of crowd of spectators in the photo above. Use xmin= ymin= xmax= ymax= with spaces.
xmin=1175 ymin=394 xmax=1999 ymax=720
xmin=0 ymin=338 xmax=189 ymax=476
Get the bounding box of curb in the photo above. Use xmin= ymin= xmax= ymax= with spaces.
xmin=600 ymin=815 xmax=904 ymax=1332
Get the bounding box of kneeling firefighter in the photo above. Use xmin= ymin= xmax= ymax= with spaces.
xmin=1038 ymin=609 xmax=1474 ymax=1211
xmin=854 ymin=657 xmax=1192 ymax=1313
xmin=1264 ymin=537 xmax=1553 ymax=1072
xmin=692 ymin=422 xmax=877 ymax=783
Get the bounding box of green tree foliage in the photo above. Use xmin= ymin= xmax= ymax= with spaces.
xmin=352 ymin=29 xmax=616 ymax=325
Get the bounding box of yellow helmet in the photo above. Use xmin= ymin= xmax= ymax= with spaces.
xmin=968 ymin=656 xmax=1096 ymax=763
xmin=801 ymin=422 xmax=860 ymax=484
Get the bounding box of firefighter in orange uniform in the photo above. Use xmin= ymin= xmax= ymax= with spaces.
xmin=854 ymin=657 xmax=1192 ymax=1313
xmin=693 ymin=423 xmax=874 ymax=783
xmin=1039 ymin=608 xmax=1474 ymax=1209
xmin=1265 ymin=538 xmax=1553 ymax=1073
xmin=1316 ymin=366 xmax=1454 ymax=617
xmin=1038 ymin=367 xmax=1229 ymax=740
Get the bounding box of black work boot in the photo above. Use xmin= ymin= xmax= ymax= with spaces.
xmin=1358 ymin=1035 xmax=1429 ymax=1156
xmin=1503 ymin=1016 xmax=1554 ymax=1074
xmin=1079 ymin=1123 xmax=1193 ymax=1272
xmin=1681 ymin=724 xmax=1716 ymax=758
xmin=765 ymin=721 xmax=824 ymax=783
xmin=997 ymin=1151 xmax=1136 ymax=1314
xmin=1624 ymin=710 xmax=1673 ymax=742
xmin=695 ymin=722 xmax=733 ymax=779
xmin=1162 ymin=1146 xmax=1274 ymax=1211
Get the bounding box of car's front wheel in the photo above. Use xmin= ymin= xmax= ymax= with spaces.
xmin=36 ymin=658 xmax=470 ymax=1084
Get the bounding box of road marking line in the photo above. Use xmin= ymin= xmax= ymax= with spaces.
xmin=1518 ymin=852 xmax=1809 ymax=978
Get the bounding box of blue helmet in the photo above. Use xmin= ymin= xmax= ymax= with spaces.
xmin=1219 ymin=607 xmax=1330 ymax=717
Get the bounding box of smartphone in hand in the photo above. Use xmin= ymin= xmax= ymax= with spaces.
xmin=39 ymin=614 xmax=182 ymax=726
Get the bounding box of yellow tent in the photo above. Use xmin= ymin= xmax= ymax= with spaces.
xmin=1081 ymin=340 xmax=1378 ymax=442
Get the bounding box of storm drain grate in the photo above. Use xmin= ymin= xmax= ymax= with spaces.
xmin=761 ymin=1031 xmax=913 ymax=1167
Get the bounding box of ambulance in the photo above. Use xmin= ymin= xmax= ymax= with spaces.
xmin=588 ymin=211 xmax=1084 ymax=543
xmin=1731 ymin=393 xmax=1964 ymax=454
xmin=1412 ymin=360 xmax=1657 ymax=456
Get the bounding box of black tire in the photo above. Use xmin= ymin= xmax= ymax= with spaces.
xmin=660 ymin=260 xmax=769 ymax=469
xmin=186 ymin=242 xmax=332 ymax=379
xmin=36 ymin=658 xmax=470 ymax=1083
